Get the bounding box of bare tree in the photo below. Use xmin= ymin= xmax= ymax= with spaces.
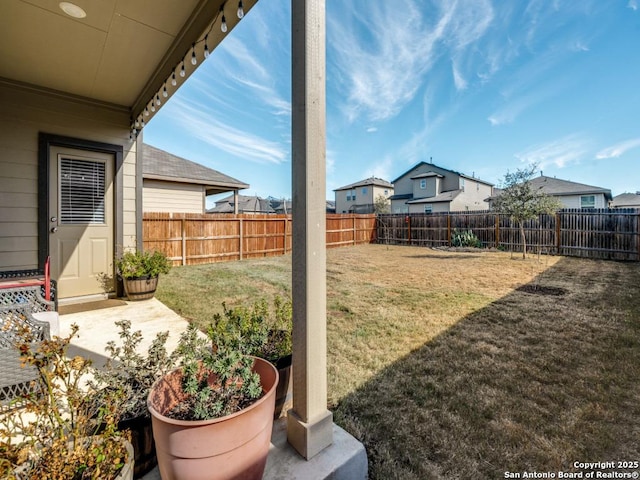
xmin=492 ymin=164 xmax=561 ymax=259
xmin=373 ymin=194 xmax=391 ymax=214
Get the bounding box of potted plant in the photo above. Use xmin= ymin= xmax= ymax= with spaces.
xmin=89 ymin=320 xmax=177 ymax=478
xmin=212 ymin=296 xmax=293 ymax=418
xmin=0 ymin=324 xmax=134 ymax=479
xmin=147 ymin=322 xmax=278 ymax=480
xmin=116 ymin=249 xmax=171 ymax=301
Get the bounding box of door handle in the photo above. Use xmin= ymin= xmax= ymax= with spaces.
xmin=50 ymin=227 xmax=58 ymax=233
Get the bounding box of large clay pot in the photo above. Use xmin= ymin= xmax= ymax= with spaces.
xmin=147 ymin=357 xmax=278 ymax=480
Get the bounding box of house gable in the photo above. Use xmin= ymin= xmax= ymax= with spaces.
xmin=334 ymin=177 xmax=393 ymax=214
xmin=390 ymin=161 xmax=493 ymax=213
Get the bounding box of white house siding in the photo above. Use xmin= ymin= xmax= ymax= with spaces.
xmin=555 ymin=194 xmax=607 ymax=209
xmin=0 ymin=82 xmax=137 ymax=271
xmin=334 ymin=190 xmax=353 ymax=214
xmin=143 ymin=180 xmax=205 ymax=213
xmin=391 ymin=200 xmax=409 ymax=214
xmin=450 ymin=180 xmax=493 ymax=211
xmin=407 ymin=202 xmax=450 ymax=214
xmin=335 ymin=183 xmax=393 ymax=213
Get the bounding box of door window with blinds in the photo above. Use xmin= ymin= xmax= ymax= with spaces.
xmin=59 ymin=157 xmax=106 ymax=224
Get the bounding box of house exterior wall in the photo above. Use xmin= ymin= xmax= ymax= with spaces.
xmin=335 ymin=183 xmax=393 ymax=213
xmin=407 ymin=202 xmax=450 ymax=214
xmin=391 ymin=199 xmax=409 ymax=214
xmin=554 ymin=193 xmax=607 ymax=209
xmin=412 ymin=176 xmax=440 ymax=198
xmin=0 ymin=82 xmax=137 ymax=271
xmin=143 ymin=179 xmax=205 ymax=213
xmin=450 ymin=179 xmax=493 ymax=211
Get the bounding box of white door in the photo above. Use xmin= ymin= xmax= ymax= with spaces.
xmin=49 ymin=146 xmax=114 ymax=299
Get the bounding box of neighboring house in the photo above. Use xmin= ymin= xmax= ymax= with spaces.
xmin=268 ymin=197 xmax=293 ymax=214
xmin=525 ymin=175 xmax=612 ymax=209
xmin=325 ymin=200 xmax=336 ymax=214
xmin=208 ymin=194 xmax=275 ymax=214
xmin=143 ymin=144 xmax=248 ymax=214
xmin=390 ymin=162 xmax=493 ymax=214
xmin=0 ymin=0 xmax=258 ymax=301
xmin=334 ymin=177 xmax=394 ymax=214
xmin=611 ymin=192 xmax=640 ymax=208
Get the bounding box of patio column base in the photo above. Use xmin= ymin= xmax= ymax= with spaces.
xmin=287 ymin=409 xmax=334 ymax=460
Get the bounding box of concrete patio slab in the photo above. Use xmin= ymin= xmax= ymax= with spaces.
xmin=59 ymin=298 xmax=368 ymax=480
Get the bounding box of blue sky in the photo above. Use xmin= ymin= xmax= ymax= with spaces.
xmin=145 ymin=0 xmax=640 ymax=207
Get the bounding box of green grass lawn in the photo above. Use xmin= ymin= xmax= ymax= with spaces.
xmin=156 ymin=244 xmax=640 ymax=479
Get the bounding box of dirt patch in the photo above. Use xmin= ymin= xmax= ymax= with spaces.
xmin=516 ymin=284 xmax=567 ymax=296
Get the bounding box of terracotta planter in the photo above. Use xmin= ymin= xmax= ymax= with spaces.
xmin=273 ymin=354 xmax=292 ymax=419
xmin=123 ymin=276 xmax=158 ymax=301
xmin=147 ymin=357 xmax=278 ymax=480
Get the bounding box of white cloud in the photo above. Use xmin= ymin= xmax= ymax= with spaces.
xmin=168 ymin=98 xmax=288 ymax=165
xmin=366 ymin=154 xmax=396 ymax=182
xmin=596 ymin=138 xmax=640 ymax=159
xmin=515 ymin=134 xmax=590 ymax=168
xmin=628 ymin=0 xmax=638 ymax=11
xmin=328 ymin=0 xmax=493 ymax=123
xmin=452 ymin=61 xmax=468 ymax=90
xmin=366 ymin=127 xmax=378 ymax=133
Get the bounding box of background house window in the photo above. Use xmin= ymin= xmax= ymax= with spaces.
xmin=460 ymin=178 xmax=465 ymax=192
xmin=362 ymin=187 xmax=367 ymax=195
xmin=424 ymin=204 xmax=433 ymax=213
xmin=581 ymin=195 xmax=595 ymax=208
xmin=420 ymin=179 xmax=426 ymax=189
xmin=384 ymin=189 xmax=388 ymax=196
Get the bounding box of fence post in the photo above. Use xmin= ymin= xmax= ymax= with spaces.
xmin=353 ymin=215 xmax=357 ymax=245
xmin=495 ymin=214 xmax=499 ymax=248
xmin=555 ymin=212 xmax=561 ymax=255
xmin=407 ymin=215 xmax=412 ymax=245
xmin=284 ymin=218 xmax=288 ymax=254
xmin=181 ymin=218 xmax=187 ymax=266
xmin=239 ymin=217 xmax=243 ymax=260
xmin=447 ymin=215 xmax=451 ymax=246
xmin=637 ymin=212 xmax=640 ymax=260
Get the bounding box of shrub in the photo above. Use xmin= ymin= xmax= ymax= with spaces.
xmin=116 ymin=250 xmax=171 ymax=279
xmin=208 ymin=296 xmax=292 ymax=364
xmin=451 ymin=228 xmax=482 ymax=248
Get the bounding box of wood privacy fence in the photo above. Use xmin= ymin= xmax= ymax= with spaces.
xmin=377 ymin=209 xmax=640 ymax=261
xmin=143 ymin=213 xmax=376 ymax=265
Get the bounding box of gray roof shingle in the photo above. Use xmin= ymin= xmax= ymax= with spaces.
xmin=143 ymin=144 xmax=249 ymax=193
xmin=528 ymin=175 xmax=612 ymax=200
xmin=334 ymin=177 xmax=393 ymax=191
xmin=611 ymin=192 xmax=640 ymax=207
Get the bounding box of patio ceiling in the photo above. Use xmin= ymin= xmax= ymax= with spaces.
xmin=0 ymin=0 xmax=256 ymax=121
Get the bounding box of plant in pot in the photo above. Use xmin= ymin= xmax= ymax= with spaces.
xmin=116 ymin=249 xmax=171 ymax=301
xmin=147 ymin=322 xmax=279 ymax=480
xmin=0 ymin=324 xmax=133 ymax=480
xmin=88 ymin=319 xmax=177 ymax=479
xmin=212 ymin=296 xmax=293 ymax=418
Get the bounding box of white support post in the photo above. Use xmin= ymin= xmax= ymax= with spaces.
xmin=287 ymin=0 xmax=333 ymax=460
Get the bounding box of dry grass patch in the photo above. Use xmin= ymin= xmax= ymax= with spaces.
xmin=156 ymin=244 xmax=640 ymax=479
